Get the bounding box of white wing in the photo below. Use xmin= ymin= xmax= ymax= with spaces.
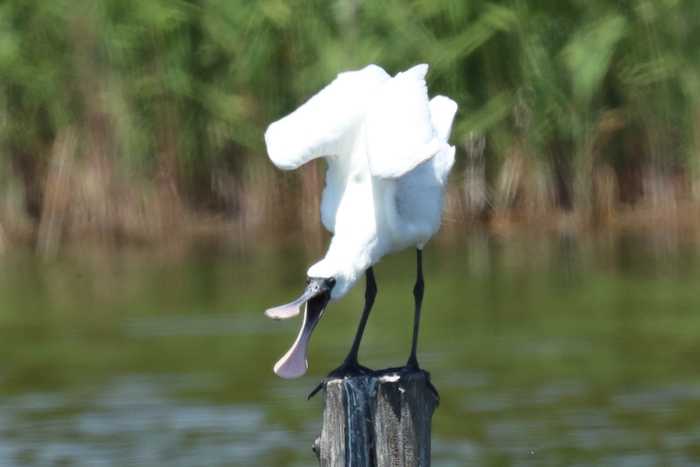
xmin=365 ymin=64 xmax=441 ymax=180
xmin=429 ymin=95 xmax=458 ymax=184
xmin=429 ymin=95 xmax=458 ymax=143
xmin=265 ymin=65 xmax=391 ymax=170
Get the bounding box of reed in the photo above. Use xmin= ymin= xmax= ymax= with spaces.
xmin=0 ymin=0 xmax=699 ymax=250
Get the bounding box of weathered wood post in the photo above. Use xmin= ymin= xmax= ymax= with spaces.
xmin=313 ymin=371 xmax=438 ymax=467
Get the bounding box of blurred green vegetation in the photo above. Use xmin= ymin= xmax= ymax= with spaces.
xmin=0 ymin=0 xmax=699 ymax=247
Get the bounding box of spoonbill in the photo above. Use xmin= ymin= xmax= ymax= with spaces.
xmin=264 ymin=64 xmax=457 ymax=392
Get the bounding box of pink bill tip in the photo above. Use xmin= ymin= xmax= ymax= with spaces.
xmin=273 ymin=347 xmax=308 ymax=379
xmin=265 ymin=302 xmax=301 ymax=320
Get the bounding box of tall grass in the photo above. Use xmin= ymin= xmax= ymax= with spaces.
xmin=0 ymin=0 xmax=699 ymax=251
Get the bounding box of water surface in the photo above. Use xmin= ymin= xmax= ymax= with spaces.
xmin=1 ymin=229 xmax=700 ymax=466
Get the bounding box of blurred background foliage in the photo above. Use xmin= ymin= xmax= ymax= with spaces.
xmin=0 ymin=0 xmax=699 ymax=253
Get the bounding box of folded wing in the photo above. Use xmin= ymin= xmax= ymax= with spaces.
xmin=265 ymin=65 xmax=391 ymax=170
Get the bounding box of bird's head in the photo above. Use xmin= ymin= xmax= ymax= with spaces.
xmin=264 ymin=277 xmax=336 ymax=378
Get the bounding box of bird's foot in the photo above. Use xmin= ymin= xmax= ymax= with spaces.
xmin=308 ymin=359 xmax=373 ymax=399
xmin=373 ymin=360 xmax=440 ymax=406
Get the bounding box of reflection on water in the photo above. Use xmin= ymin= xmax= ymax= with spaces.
xmin=5 ymin=375 xmax=700 ymax=466
xmin=0 ymin=375 xmax=311 ymax=467
xmin=1 ymin=228 xmax=700 ymax=466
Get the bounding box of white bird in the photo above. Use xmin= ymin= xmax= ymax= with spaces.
xmin=264 ymin=64 xmax=457 ymax=390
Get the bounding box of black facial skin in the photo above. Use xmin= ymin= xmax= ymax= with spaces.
xmin=300 ymin=277 xmax=336 ymax=336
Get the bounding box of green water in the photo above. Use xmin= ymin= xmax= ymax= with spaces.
xmin=1 ymin=230 xmax=700 ymax=466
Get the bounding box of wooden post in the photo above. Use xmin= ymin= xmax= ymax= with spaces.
xmin=313 ymin=371 xmax=438 ymax=467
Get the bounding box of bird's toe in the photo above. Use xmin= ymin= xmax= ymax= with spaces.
xmin=307 ymin=360 xmax=374 ymax=399
xmin=392 ymin=363 xmax=440 ymax=406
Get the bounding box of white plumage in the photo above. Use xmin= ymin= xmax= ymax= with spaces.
xmin=265 ymin=64 xmax=457 ymax=380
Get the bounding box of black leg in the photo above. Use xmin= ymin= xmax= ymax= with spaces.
xmin=345 ymin=267 xmax=377 ymax=367
xmin=389 ymin=248 xmax=438 ymax=403
xmin=370 ymin=248 xmax=427 ymax=377
xmin=309 ymin=267 xmax=377 ymax=398
xmin=407 ymin=248 xmax=424 ymax=369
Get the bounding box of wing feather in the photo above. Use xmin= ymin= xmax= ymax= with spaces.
xmin=365 ymin=64 xmax=440 ymax=180
xmin=265 ymin=65 xmax=391 ymax=170
xmin=429 ymin=95 xmax=458 ymax=143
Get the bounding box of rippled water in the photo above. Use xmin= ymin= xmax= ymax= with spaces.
xmin=1 ymin=228 xmax=700 ymax=466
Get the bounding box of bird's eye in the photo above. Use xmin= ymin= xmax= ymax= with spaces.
xmin=327 ymin=277 xmax=336 ymax=288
